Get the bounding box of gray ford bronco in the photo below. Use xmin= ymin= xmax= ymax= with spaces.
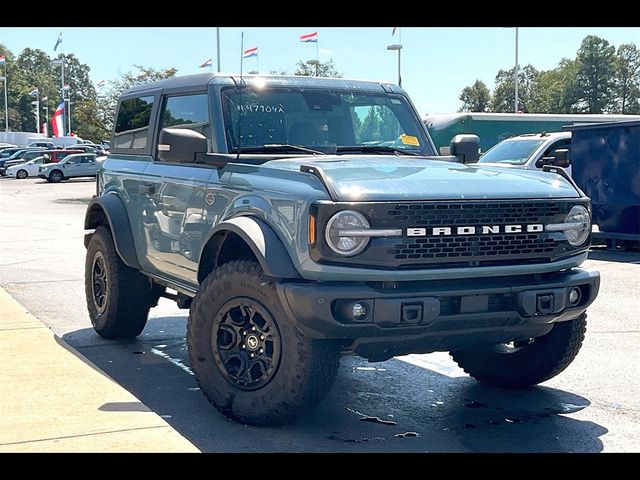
xmin=84 ymin=74 xmax=600 ymax=425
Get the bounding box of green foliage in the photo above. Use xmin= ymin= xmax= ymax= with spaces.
xmin=0 ymin=44 xmax=176 ymax=143
xmin=294 ymin=59 xmax=342 ymax=78
xmin=458 ymin=80 xmax=491 ymax=112
xmin=614 ymin=43 xmax=640 ymax=114
xmin=457 ymin=35 xmax=638 ymax=115
xmin=574 ymin=35 xmax=616 ymax=113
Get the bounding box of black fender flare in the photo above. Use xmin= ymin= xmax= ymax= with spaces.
xmin=84 ymin=194 xmax=141 ymax=269
xmin=199 ymin=217 xmax=300 ymax=281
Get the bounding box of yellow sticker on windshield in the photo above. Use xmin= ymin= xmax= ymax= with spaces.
xmin=400 ymin=134 xmax=420 ymax=146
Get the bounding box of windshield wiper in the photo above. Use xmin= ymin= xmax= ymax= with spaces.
xmin=232 ymin=144 xmax=326 ymax=155
xmin=335 ymin=145 xmax=420 ymax=156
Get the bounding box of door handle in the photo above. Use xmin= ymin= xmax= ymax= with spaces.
xmin=139 ymin=183 xmax=156 ymax=195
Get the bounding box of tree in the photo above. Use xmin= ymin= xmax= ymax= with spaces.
xmin=613 ymin=43 xmax=640 ymax=114
xmin=490 ymin=65 xmax=542 ymax=113
xmin=458 ymin=80 xmax=491 ymax=112
xmin=294 ymin=59 xmax=342 ymax=77
xmin=95 ymin=65 xmax=177 ymax=137
xmin=574 ymin=35 xmax=616 ymax=113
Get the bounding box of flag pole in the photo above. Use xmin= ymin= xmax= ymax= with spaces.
xmin=3 ymin=60 xmax=8 ymax=131
xmin=60 ymin=34 xmax=66 ymax=136
xmin=315 ymin=35 xmax=319 ymax=76
xmin=257 ymin=54 xmax=259 ymax=74
xmin=216 ymin=27 xmax=221 ymax=73
xmin=240 ymin=32 xmax=244 ymax=78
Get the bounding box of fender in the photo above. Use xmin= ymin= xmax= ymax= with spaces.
xmin=199 ymin=217 xmax=300 ymax=280
xmin=84 ymin=194 xmax=141 ymax=269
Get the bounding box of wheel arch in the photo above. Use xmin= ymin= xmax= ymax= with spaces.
xmin=84 ymin=194 xmax=141 ymax=269
xmin=198 ymin=217 xmax=300 ymax=284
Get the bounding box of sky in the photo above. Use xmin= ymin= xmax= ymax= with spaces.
xmin=2 ymin=27 xmax=638 ymax=116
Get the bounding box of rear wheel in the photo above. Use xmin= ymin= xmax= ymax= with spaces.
xmin=85 ymin=225 xmax=159 ymax=339
xmin=188 ymin=260 xmax=341 ymax=426
xmin=49 ymin=170 xmax=63 ymax=183
xmin=451 ymin=313 xmax=587 ymax=388
xmin=16 ymin=169 xmax=28 ymax=179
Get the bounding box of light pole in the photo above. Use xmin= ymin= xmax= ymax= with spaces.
xmin=1 ymin=61 xmax=8 ymax=131
xmin=387 ymin=44 xmax=402 ymax=87
xmin=514 ymin=27 xmax=519 ymax=113
xmin=216 ymin=27 xmax=221 ymax=72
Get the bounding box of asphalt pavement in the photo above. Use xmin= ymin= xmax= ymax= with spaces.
xmin=1 ymin=176 xmax=638 ymax=452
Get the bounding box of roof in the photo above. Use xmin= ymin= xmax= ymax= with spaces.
xmin=563 ymin=119 xmax=640 ymax=131
xmin=505 ymin=131 xmax=571 ymax=140
xmin=123 ymin=73 xmax=404 ymax=96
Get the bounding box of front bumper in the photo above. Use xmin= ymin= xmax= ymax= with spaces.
xmin=276 ymin=267 xmax=600 ymax=361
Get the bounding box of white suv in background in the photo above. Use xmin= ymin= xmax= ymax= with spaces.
xmin=477 ymin=131 xmax=572 ymax=176
xmin=38 ymin=153 xmax=99 ymax=183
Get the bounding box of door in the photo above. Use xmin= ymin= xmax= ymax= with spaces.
xmin=63 ymin=156 xmax=82 ymax=177
xmin=140 ymin=92 xmax=213 ymax=286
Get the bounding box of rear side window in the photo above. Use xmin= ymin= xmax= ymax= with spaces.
xmin=114 ymin=96 xmax=155 ymax=150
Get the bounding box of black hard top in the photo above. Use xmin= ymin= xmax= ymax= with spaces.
xmin=563 ymin=119 xmax=640 ymax=131
xmin=122 ymin=73 xmax=404 ymax=96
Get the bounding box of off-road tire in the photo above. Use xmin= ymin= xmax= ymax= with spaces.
xmin=451 ymin=313 xmax=587 ymax=388
xmin=85 ymin=225 xmax=157 ymax=339
xmin=16 ymin=169 xmax=28 ymax=179
xmin=49 ymin=170 xmax=63 ymax=183
xmin=188 ymin=260 xmax=341 ymax=426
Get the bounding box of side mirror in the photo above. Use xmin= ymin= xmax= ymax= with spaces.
xmin=450 ymin=134 xmax=480 ymax=164
xmin=538 ymin=148 xmax=571 ymax=169
xmin=158 ymin=128 xmax=208 ymax=163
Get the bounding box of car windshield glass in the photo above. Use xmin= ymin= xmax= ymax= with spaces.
xmin=478 ymin=139 xmax=546 ymax=165
xmin=221 ymin=87 xmax=434 ymax=156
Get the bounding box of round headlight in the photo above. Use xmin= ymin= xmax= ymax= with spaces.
xmin=325 ymin=210 xmax=370 ymax=256
xmin=564 ymin=205 xmax=590 ymax=246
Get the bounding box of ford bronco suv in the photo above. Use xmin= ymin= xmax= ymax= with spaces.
xmin=84 ymin=74 xmax=600 ymax=426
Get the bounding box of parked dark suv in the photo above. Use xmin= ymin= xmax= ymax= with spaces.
xmin=84 ymin=74 xmax=600 ymax=426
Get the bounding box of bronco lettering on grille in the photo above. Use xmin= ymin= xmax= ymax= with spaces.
xmin=406 ymin=224 xmax=544 ymax=236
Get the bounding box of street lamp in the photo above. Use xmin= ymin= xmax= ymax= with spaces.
xmin=387 ymin=44 xmax=403 ymax=87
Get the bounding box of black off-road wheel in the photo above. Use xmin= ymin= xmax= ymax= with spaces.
xmin=85 ymin=225 xmax=160 ymax=339
xmin=451 ymin=313 xmax=587 ymax=388
xmin=49 ymin=170 xmax=63 ymax=183
xmin=188 ymin=260 xmax=341 ymax=426
xmin=16 ymin=169 xmax=28 ymax=179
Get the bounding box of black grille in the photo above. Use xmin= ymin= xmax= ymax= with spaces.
xmin=310 ymin=200 xmax=586 ymax=269
xmin=390 ymin=234 xmax=556 ymax=261
xmin=387 ymin=202 xmax=563 ymax=225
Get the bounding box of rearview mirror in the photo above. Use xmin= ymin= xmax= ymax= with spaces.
xmin=158 ymin=128 xmax=208 ymax=163
xmin=450 ymin=134 xmax=480 ymax=164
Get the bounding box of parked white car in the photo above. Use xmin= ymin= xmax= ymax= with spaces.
xmin=38 ymin=153 xmax=99 ymax=183
xmin=6 ymin=156 xmax=48 ymax=179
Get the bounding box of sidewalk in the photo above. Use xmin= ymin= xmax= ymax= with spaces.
xmin=0 ymin=287 xmax=199 ymax=452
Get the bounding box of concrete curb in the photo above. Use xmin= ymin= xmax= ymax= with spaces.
xmin=0 ymin=287 xmax=199 ymax=452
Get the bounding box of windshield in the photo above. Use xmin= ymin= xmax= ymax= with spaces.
xmin=221 ymin=87 xmax=434 ymax=156
xmin=478 ymin=139 xmax=545 ymax=165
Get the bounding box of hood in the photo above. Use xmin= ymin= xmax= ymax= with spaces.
xmin=264 ymin=156 xmax=580 ymax=201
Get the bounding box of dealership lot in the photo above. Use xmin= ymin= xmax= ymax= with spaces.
xmin=1 ymin=177 xmax=639 ymax=452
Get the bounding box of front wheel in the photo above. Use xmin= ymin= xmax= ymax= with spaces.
xmin=188 ymin=260 xmax=341 ymax=426
xmin=451 ymin=313 xmax=587 ymax=388
xmin=16 ymin=169 xmax=28 ymax=179
xmin=49 ymin=170 xmax=63 ymax=183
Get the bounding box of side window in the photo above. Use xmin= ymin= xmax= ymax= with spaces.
xmin=545 ymin=139 xmax=571 ymax=157
xmin=157 ymin=94 xmax=210 ymax=161
xmin=114 ymin=96 xmax=155 ymax=150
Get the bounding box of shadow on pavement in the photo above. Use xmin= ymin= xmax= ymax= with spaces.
xmin=63 ymin=315 xmax=607 ymax=453
xmin=588 ymin=246 xmax=640 ymax=263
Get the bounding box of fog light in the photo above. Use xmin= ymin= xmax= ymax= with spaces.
xmin=352 ymin=302 xmax=368 ymax=320
xmin=568 ymin=287 xmax=581 ymax=306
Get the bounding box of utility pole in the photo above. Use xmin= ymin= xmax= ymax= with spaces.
xmin=2 ymin=60 xmax=8 ymax=131
xmin=514 ymin=27 xmax=519 ymax=113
